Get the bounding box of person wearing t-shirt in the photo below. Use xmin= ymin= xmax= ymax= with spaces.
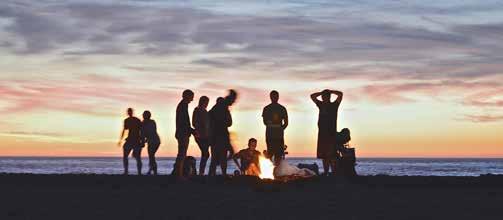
xmin=118 ymin=108 xmax=143 ymax=175
xmin=175 ymin=90 xmax=195 ymax=179
xmin=262 ymin=90 xmax=288 ymax=165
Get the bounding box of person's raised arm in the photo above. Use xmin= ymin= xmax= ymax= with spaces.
xmin=331 ymin=90 xmax=343 ymax=104
xmin=310 ymin=91 xmax=323 ymax=104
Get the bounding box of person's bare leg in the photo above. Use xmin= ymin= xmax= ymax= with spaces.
xmin=176 ymin=137 xmax=189 ymax=179
xmin=330 ymin=160 xmax=337 ymax=175
xmin=322 ymin=159 xmax=330 ymax=175
xmin=221 ymin=160 xmax=227 ymax=176
xmin=123 ymin=146 xmax=132 ymax=175
xmin=208 ymin=146 xmax=217 ymax=176
xmin=134 ymin=148 xmax=142 ymax=175
xmin=220 ymin=150 xmax=227 ymax=176
xmin=176 ymin=157 xmax=185 ymax=177
xmin=152 ymin=154 xmax=158 ymax=176
xmin=199 ymin=142 xmax=209 ymax=175
xmin=208 ymin=158 xmax=217 ymax=176
xmin=199 ymin=154 xmax=209 ymax=176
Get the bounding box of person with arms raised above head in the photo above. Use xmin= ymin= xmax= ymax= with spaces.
xmin=142 ymin=110 xmax=161 ymax=176
xmin=192 ymin=96 xmax=211 ymax=175
xmin=311 ymin=89 xmax=343 ymax=175
xmin=262 ymin=90 xmax=288 ymax=165
xmin=118 ymin=108 xmax=143 ymax=175
xmin=175 ymin=90 xmax=195 ymax=179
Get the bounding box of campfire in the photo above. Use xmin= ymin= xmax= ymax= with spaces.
xmin=258 ymin=156 xmax=275 ymax=180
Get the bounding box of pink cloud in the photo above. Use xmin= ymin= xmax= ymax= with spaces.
xmin=0 ymin=76 xmax=180 ymax=116
xmin=462 ymin=114 xmax=503 ymax=123
xmin=354 ymin=80 xmax=502 ymax=105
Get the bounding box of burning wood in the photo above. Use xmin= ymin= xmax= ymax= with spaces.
xmin=258 ymin=156 xmax=275 ymax=180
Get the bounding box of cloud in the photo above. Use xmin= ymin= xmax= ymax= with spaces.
xmin=462 ymin=114 xmax=503 ymax=123
xmin=1 ymin=131 xmax=64 ymax=138
xmin=353 ymin=80 xmax=502 ymax=105
xmin=0 ymin=76 xmax=180 ymax=116
xmin=1 ymin=0 xmax=503 ymax=123
xmin=462 ymin=88 xmax=503 ymax=108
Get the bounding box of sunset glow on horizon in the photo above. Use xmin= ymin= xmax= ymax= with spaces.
xmin=1 ymin=0 xmax=503 ymax=158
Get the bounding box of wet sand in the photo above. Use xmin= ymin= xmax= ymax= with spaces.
xmin=0 ymin=174 xmax=502 ymax=220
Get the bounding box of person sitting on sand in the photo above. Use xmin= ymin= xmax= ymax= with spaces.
xmin=118 ymin=108 xmax=143 ymax=175
xmin=233 ymin=138 xmax=261 ymax=176
xmin=142 ymin=110 xmax=161 ymax=175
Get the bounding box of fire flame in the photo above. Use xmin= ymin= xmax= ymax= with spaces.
xmin=258 ymin=156 xmax=275 ymax=180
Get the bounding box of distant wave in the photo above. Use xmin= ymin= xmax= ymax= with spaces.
xmin=1 ymin=157 xmax=502 ymax=176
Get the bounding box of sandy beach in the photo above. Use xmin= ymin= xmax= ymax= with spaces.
xmin=0 ymin=174 xmax=502 ymax=220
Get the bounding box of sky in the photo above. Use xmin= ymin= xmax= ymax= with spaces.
xmin=0 ymin=0 xmax=502 ymax=157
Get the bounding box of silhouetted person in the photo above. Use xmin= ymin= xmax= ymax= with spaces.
xmin=208 ymin=90 xmax=238 ymax=176
xmin=311 ymin=89 xmax=343 ymax=175
xmin=192 ymin=96 xmax=210 ymax=175
xmin=175 ymin=90 xmax=195 ymax=179
xmin=118 ymin=108 xmax=143 ymax=175
xmin=233 ymin=138 xmax=261 ymax=176
xmin=142 ymin=110 xmax=161 ymax=175
xmin=262 ymin=90 xmax=288 ymax=165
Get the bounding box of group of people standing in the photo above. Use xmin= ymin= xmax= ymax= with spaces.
xmin=118 ymin=88 xmax=344 ymax=177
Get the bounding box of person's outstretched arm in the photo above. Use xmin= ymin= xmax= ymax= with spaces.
xmin=331 ymin=90 xmax=343 ymax=103
xmin=311 ymin=91 xmax=323 ymax=104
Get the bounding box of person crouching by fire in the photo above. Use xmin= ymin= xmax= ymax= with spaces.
xmin=233 ymin=138 xmax=261 ymax=176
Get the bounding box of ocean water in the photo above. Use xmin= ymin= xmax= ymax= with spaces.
xmin=1 ymin=157 xmax=503 ymax=176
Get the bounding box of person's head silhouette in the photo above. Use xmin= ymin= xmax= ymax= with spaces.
xmin=143 ymin=110 xmax=151 ymax=120
xmin=198 ymin=96 xmax=209 ymax=109
xmin=127 ymin=108 xmax=134 ymax=117
xmin=270 ymin=90 xmax=279 ymax=103
xmin=216 ymin=97 xmax=225 ymax=105
xmin=321 ymin=89 xmax=331 ymax=103
xmin=182 ymin=89 xmax=194 ymax=103
xmin=248 ymin=138 xmax=257 ymax=150
xmin=225 ymin=89 xmax=238 ymax=106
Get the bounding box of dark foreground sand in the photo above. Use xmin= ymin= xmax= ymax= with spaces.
xmin=0 ymin=174 xmax=502 ymax=220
